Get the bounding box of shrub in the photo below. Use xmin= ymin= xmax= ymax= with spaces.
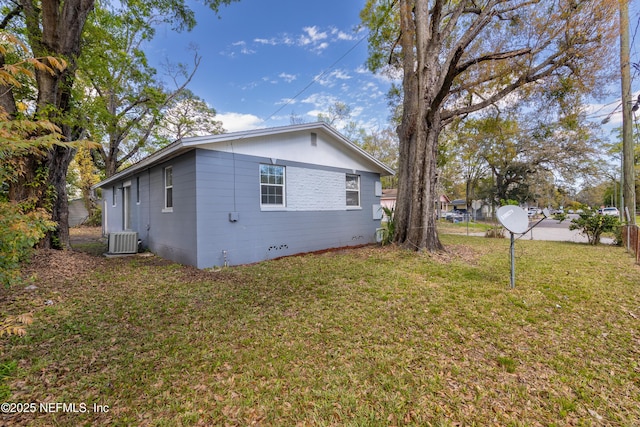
xmin=569 ymin=210 xmax=620 ymax=245
xmin=84 ymin=205 xmax=102 ymax=226
xmin=485 ymin=226 xmax=505 ymax=238
xmin=0 ymin=201 xmax=56 ymax=287
xmin=380 ymin=206 xmax=395 ymax=245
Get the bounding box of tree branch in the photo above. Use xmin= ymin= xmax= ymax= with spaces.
xmin=455 ymin=47 xmax=533 ymax=75
xmin=0 ymin=4 xmax=23 ymax=29
xmin=443 ymin=49 xmax=570 ymax=121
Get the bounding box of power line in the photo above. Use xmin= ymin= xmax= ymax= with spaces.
xmin=262 ymin=32 xmax=369 ymax=124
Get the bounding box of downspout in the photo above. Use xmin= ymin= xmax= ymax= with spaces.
xmin=147 ymin=168 xmax=151 ymax=246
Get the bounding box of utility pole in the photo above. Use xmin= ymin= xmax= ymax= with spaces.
xmin=620 ymin=0 xmax=636 ymax=225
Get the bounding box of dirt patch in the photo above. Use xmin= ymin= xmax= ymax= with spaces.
xmin=21 ymin=249 xmax=107 ymax=288
xmin=5 ymin=227 xmax=106 ymax=299
xmin=423 ymin=244 xmax=480 ymax=265
xmin=69 ymin=226 xmax=104 ymax=244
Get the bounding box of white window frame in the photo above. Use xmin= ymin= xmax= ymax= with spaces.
xmin=163 ymin=166 xmax=173 ymax=212
xmin=260 ymin=164 xmax=285 ymax=207
xmin=346 ymin=174 xmax=360 ymax=208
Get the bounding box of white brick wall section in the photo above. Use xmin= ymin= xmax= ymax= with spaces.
xmin=287 ymin=167 xmax=346 ymax=211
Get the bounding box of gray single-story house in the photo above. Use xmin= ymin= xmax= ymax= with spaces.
xmin=94 ymin=122 xmax=394 ymax=268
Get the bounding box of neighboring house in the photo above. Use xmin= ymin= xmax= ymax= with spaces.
xmin=380 ymin=189 xmax=397 ymax=216
xmin=451 ymin=199 xmax=468 ymax=212
xmin=94 ymin=122 xmax=394 ymax=268
xmin=68 ymin=198 xmax=89 ymax=227
xmin=452 ymin=198 xmax=494 ymax=220
xmin=438 ymin=194 xmax=452 ymax=216
xmin=381 ymin=190 xmax=452 ymax=218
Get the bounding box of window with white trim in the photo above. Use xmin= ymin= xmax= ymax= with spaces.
xmin=346 ymin=174 xmax=360 ymax=207
xmin=260 ymin=164 xmax=285 ymax=206
xmin=164 ymin=166 xmax=173 ymax=211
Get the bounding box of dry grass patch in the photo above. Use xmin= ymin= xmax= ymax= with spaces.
xmin=0 ymin=235 xmax=639 ymax=426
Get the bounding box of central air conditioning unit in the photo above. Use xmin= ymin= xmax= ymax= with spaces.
xmin=108 ymin=231 xmax=138 ymax=254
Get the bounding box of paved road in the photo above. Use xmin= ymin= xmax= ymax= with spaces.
xmin=460 ymin=215 xmax=614 ymax=244
xmin=514 ymin=215 xmax=614 ymax=244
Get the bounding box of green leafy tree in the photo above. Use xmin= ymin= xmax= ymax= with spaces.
xmin=0 ymin=0 xmax=238 ymax=248
xmin=360 ymin=0 xmax=618 ymax=251
xmin=152 ymin=89 xmax=225 ymax=144
xmin=78 ymin=6 xmax=210 ymax=176
xmin=0 ymin=0 xmax=96 ymax=249
xmin=443 ymin=120 xmax=488 ymax=210
xmin=352 ymin=126 xmax=399 ymax=189
xmin=0 ymin=32 xmax=65 ymax=286
xmin=317 ymin=102 xmax=352 ymax=128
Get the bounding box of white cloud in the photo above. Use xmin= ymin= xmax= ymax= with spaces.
xmin=300 ymin=26 xmax=328 ymax=44
xmin=330 ymin=27 xmax=356 ymax=41
xmin=356 ymin=64 xmax=402 ymax=84
xmin=585 ymin=101 xmax=624 ymax=127
xmin=233 ymin=41 xmax=255 ymax=55
xmin=254 ymin=38 xmax=277 ymax=45
xmin=218 ymin=112 xmax=264 ymax=132
xmin=298 ymin=26 xmax=332 ymax=53
xmin=220 ymin=40 xmax=256 ymax=56
xmin=351 ymin=106 xmax=364 ymax=117
xmin=278 ymin=72 xmax=297 ymax=83
xmin=300 ymin=93 xmax=339 ymax=109
xmin=275 ymin=97 xmax=296 ymax=106
xmin=281 ymin=35 xmax=295 ymax=46
xmin=227 ymin=26 xmax=356 ymax=56
xmin=314 ymin=69 xmax=351 ymax=87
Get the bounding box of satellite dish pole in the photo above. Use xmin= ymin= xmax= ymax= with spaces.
xmin=509 ymin=230 xmax=516 ymax=289
xmin=496 ymin=206 xmax=549 ymax=288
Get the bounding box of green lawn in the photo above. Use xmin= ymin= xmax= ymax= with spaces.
xmin=2 ymin=235 xmax=639 ymax=426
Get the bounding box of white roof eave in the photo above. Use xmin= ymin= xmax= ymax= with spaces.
xmin=93 ymin=122 xmax=395 ymax=190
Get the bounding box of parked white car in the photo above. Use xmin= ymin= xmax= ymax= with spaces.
xmin=599 ymin=207 xmax=620 ymax=216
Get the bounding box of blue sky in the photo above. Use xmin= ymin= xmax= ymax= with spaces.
xmin=145 ymin=0 xmax=640 ymax=141
xmin=146 ymin=0 xmax=396 ymax=132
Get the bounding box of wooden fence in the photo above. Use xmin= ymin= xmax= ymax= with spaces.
xmin=621 ymin=225 xmax=640 ymax=264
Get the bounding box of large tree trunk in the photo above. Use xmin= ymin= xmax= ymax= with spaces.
xmin=393 ymin=0 xmax=444 ymax=252
xmin=8 ymin=0 xmax=95 ymax=248
xmin=395 ymin=115 xmax=444 ymax=251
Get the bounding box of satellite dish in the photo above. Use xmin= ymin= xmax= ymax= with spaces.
xmin=497 ymin=205 xmax=529 ymax=234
